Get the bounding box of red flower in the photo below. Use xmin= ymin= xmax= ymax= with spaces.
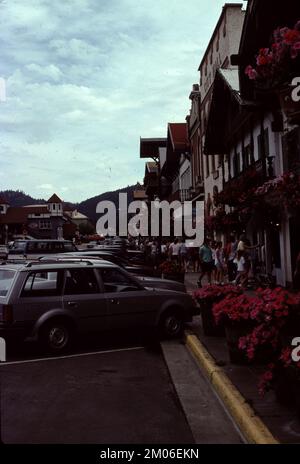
xmin=245 ymin=20 xmax=300 ymax=86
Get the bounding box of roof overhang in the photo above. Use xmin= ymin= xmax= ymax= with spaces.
xmin=139 ymin=138 xmax=167 ymax=159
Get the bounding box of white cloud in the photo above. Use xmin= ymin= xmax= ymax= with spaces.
xmin=0 ymin=0 xmax=244 ymax=202
xmin=36 ymin=184 xmax=54 ymax=190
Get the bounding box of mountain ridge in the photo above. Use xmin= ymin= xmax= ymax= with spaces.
xmin=0 ymin=184 xmax=140 ymax=224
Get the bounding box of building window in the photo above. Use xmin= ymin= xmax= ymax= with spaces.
xmin=257 ymin=128 xmax=269 ymax=159
xmin=52 ymin=204 xmax=55 ymax=210
xmin=244 ymin=144 xmax=252 ymax=168
xmin=264 ymin=128 xmax=270 ymax=157
xmin=212 ymin=154 xmax=216 ymax=172
xmin=205 ymin=155 xmax=210 ymax=178
xmin=58 ymin=204 xmax=61 ymax=210
xmin=39 ymin=220 xmax=52 ymax=230
xmin=233 ymin=152 xmax=240 ymax=177
xmin=0 ymin=205 xmax=3 ymax=212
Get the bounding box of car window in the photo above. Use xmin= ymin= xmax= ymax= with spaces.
xmin=50 ymin=242 xmax=64 ymax=252
xmin=64 ymin=268 xmax=99 ymax=295
xmin=64 ymin=242 xmax=76 ymax=252
xmin=0 ymin=270 xmax=16 ymax=297
xmin=21 ymin=271 xmax=63 ymax=297
xmin=99 ymin=269 xmax=141 ymax=293
xmin=26 ymin=241 xmax=50 ymax=253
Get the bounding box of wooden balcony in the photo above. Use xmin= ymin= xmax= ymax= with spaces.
xmin=219 ymin=157 xmax=274 ymax=207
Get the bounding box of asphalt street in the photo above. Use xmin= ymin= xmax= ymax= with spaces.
xmin=0 ymin=334 xmax=242 ymax=444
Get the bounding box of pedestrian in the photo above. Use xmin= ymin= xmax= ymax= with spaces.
xmin=210 ymin=240 xmax=217 ymax=284
xmin=197 ymin=238 xmax=214 ymax=287
xmin=215 ymin=241 xmax=225 ymax=285
xmin=226 ymin=234 xmax=238 ymax=282
xmin=294 ymin=251 xmax=300 ymax=289
xmin=234 ymin=250 xmax=248 ymax=288
xmin=170 ymin=238 xmax=181 ymax=263
xmin=161 ymin=240 xmax=168 ymax=258
xmin=151 ymin=240 xmax=158 ymax=267
xmin=179 ymin=238 xmax=188 ymax=272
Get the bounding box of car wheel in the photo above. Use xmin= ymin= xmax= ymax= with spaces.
xmin=40 ymin=320 xmax=74 ymax=353
xmin=159 ymin=310 xmax=184 ymax=339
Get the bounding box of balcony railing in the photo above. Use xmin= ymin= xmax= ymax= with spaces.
xmin=219 ymin=157 xmax=275 ymax=207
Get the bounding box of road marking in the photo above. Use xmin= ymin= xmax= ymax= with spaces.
xmin=0 ymin=346 xmax=144 ymax=367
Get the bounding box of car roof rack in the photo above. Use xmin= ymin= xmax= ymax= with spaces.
xmin=25 ymin=259 xmax=95 ymax=267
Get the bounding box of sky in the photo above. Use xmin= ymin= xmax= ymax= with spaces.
xmin=0 ymin=0 xmax=246 ymax=203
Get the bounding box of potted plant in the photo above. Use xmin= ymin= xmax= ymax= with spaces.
xmin=193 ymin=285 xmax=242 ymax=336
xmin=159 ymin=260 xmax=185 ymax=283
xmin=213 ymin=293 xmax=260 ymax=363
xmin=214 ymin=286 xmax=300 ymax=368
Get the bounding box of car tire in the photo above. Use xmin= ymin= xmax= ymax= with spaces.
xmin=159 ymin=309 xmax=184 ymax=339
xmin=39 ymin=319 xmax=74 ymax=353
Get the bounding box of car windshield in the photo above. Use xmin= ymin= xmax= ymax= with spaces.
xmin=0 ymin=269 xmax=16 ymax=297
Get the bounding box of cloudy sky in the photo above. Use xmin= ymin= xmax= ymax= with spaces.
xmin=0 ymin=0 xmax=246 ymax=202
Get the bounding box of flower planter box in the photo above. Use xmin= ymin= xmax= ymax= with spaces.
xmin=200 ymin=300 xmax=225 ymax=337
xmin=162 ymin=273 xmax=185 ymax=283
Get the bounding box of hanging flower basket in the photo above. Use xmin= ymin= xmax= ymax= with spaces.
xmin=245 ymin=21 xmax=300 ymax=94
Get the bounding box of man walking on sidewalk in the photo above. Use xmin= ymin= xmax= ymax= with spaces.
xmin=197 ymin=238 xmax=214 ymax=287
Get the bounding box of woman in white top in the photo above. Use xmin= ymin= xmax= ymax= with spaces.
xmin=170 ymin=238 xmax=181 ymax=263
xmin=234 ymin=250 xmax=248 ymax=287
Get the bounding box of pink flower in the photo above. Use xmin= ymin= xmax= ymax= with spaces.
xmin=245 ymin=65 xmax=258 ymax=80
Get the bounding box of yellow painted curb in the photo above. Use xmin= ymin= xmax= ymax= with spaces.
xmin=185 ymin=332 xmax=279 ymax=444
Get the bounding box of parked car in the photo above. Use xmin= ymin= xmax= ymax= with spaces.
xmin=60 ymin=250 xmax=154 ymax=276
xmin=0 ymin=245 xmax=8 ymax=260
xmin=9 ymin=239 xmax=78 ymax=259
xmin=0 ymin=260 xmax=198 ymax=352
xmin=38 ymin=255 xmax=186 ymax=292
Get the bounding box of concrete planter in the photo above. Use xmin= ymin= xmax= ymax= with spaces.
xmin=200 ymin=299 xmax=225 ymax=337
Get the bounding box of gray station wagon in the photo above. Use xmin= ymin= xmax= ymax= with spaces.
xmin=0 ymin=260 xmax=198 ymax=353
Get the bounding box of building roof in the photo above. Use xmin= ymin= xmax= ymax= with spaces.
xmin=47 ymin=193 xmax=62 ymax=204
xmin=139 ymin=138 xmax=167 ymax=159
xmin=0 ymin=206 xmax=48 ymax=224
xmin=71 ymin=210 xmax=88 ymax=220
xmin=168 ymin=123 xmax=189 ymax=152
xmin=133 ymin=190 xmax=148 ymax=200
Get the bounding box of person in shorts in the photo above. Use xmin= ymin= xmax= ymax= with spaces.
xmin=197 ymin=239 xmax=214 ymax=287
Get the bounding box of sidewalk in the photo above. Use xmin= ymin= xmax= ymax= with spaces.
xmin=184 ymin=272 xmax=300 ymax=444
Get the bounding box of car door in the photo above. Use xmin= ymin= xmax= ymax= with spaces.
xmin=97 ymin=268 xmax=158 ymax=330
xmin=62 ymin=267 xmax=108 ymax=332
xmin=13 ymin=269 xmax=65 ymax=324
